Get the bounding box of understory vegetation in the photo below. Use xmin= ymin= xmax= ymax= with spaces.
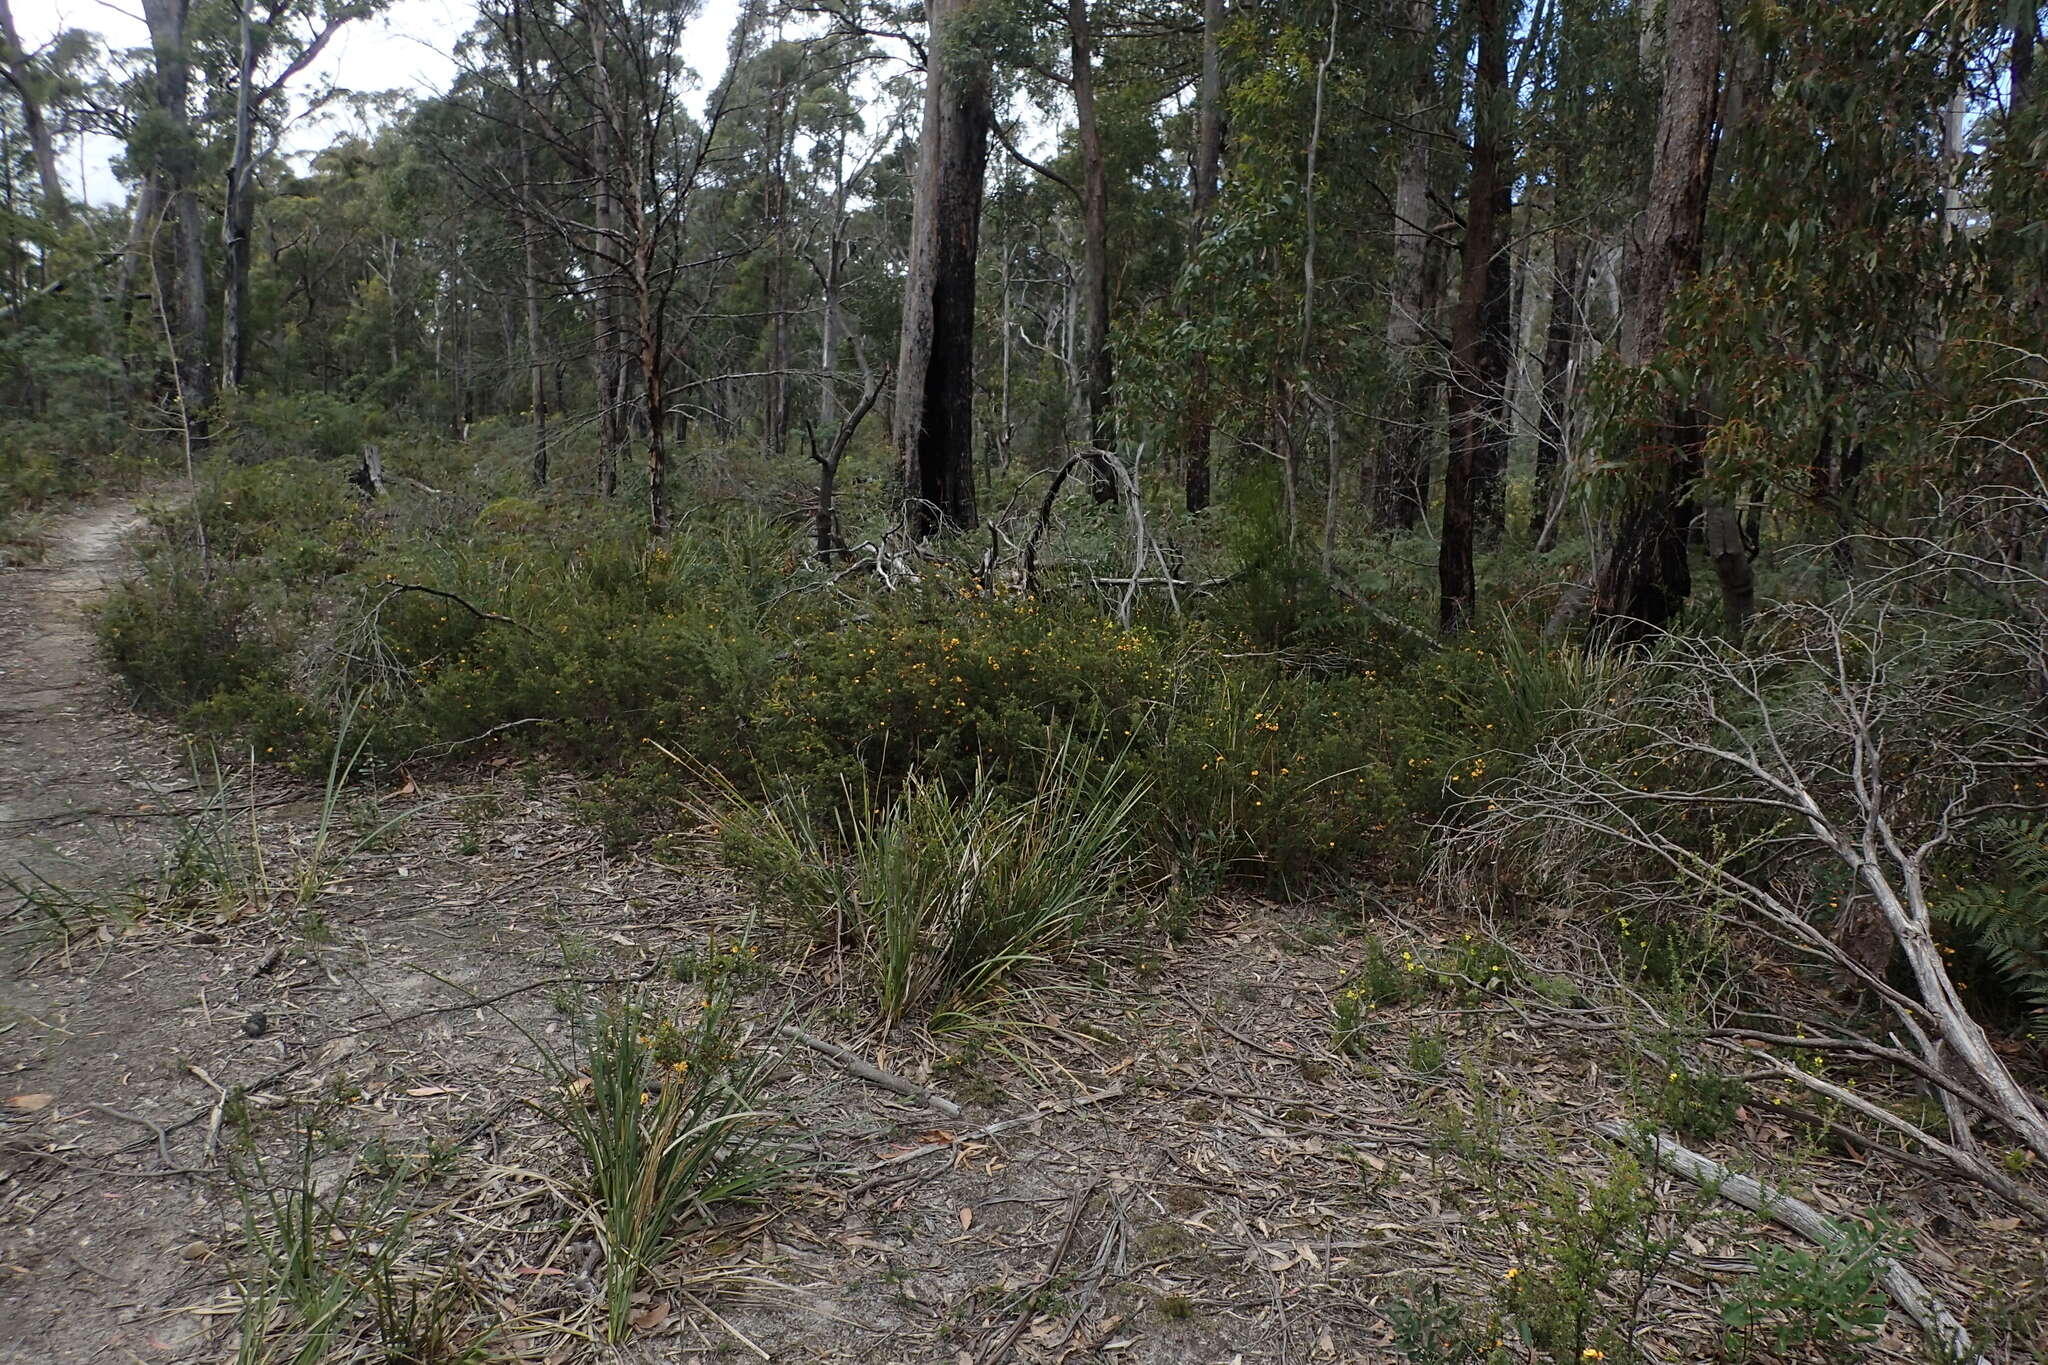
xmin=6 ymin=0 xmax=2048 ymax=1356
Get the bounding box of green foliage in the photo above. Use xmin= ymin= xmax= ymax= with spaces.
xmin=1333 ymin=938 xmax=1428 ymax=1049
xmin=537 ymin=990 xmax=785 ymax=1342
xmin=98 ymin=555 xmax=291 ymax=711
xmin=1936 ymin=818 xmax=2048 ymax=1036
xmin=218 ymin=392 xmax=390 ymax=465
xmin=1440 ymin=616 xmax=1616 ymax=775
xmin=231 ymin=1117 xmax=484 ymax=1365
xmin=1386 ymin=1281 xmax=1507 ymax=1364
xmin=1721 ymin=1217 xmax=1904 ymax=1359
xmin=756 ymin=584 xmax=1171 ymax=794
xmin=720 ymin=739 xmax=1147 ymax=1026
xmin=1644 ymin=1051 xmax=1747 ymax=1143
xmin=1497 ymin=1154 xmax=1669 ymax=1363
xmin=1333 ymin=934 xmax=1512 ymax=1054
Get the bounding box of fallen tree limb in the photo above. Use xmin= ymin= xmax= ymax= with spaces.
xmin=1600 ymin=1121 xmax=1983 ymax=1365
xmin=776 ymin=1025 xmax=961 ymax=1118
xmin=848 ymin=1083 xmax=1127 ymax=1197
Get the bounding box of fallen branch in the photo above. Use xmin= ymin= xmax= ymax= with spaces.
xmin=376 ymin=582 xmax=529 ymax=632
xmin=776 ymin=1025 xmax=961 ymax=1117
xmin=1600 ymin=1121 xmax=1983 ymax=1365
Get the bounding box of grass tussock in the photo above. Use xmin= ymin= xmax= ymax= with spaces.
xmin=714 ymin=736 xmax=1148 ymax=1027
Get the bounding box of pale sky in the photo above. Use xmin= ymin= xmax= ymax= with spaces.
xmin=11 ymin=0 xmax=744 ymax=206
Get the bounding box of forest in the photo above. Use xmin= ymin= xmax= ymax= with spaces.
xmin=3 ymin=0 xmax=2048 ymax=1360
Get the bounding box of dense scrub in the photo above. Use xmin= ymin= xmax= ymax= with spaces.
xmin=92 ymin=432 xmax=1546 ymax=894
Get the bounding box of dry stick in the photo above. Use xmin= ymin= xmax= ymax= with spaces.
xmin=979 ymin=1181 xmax=1097 ymax=1365
xmin=378 ymin=583 xmax=531 ymax=632
xmin=1600 ymin=1121 xmax=1983 ymax=1365
xmin=847 ymin=1083 xmax=1127 ymax=1197
xmin=775 ymin=1025 xmax=961 ymax=1117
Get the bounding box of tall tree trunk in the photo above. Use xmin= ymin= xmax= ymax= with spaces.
xmin=764 ymin=52 xmax=792 ymax=459
xmin=819 ymin=124 xmax=850 ymax=432
xmin=636 ymin=218 xmax=668 ymax=534
xmin=1070 ymin=0 xmax=1116 ymax=501
xmin=894 ymin=0 xmax=992 ymax=536
xmin=1529 ymin=231 xmax=1579 ymax=540
xmin=1183 ymin=0 xmax=1224 ymax=513
xmin=1377 ymin=0 xmax=1437 ymax=531
xmin=221 ymin=0 xmax=257 ymax=390
xmin=1438 ymin=0 xmax=1513 ymax=632
xmin=0 ymin=0 xmax=67 ymax=225
xmin=139 ymin=0 xmax=211 ymax=443
xmin=139 ymin=0 xmax=208 ymax=444
xmin=1589 ymin=0 xmax=1722 ymax=647
xmin=509 ymin=1 xmax=548 ymax=488
xmin=1469 ymin=40 xmax=1515 ymax=548
xmin=2014 ymin=2 xmax=2037 ymax=120
xmin=114 ymin=177 xmax=165 ymax=375
xmin=590 ymin=0 xmax=623 ymax=495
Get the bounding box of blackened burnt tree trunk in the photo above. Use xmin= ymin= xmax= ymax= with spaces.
xmin=896 ymin=0 xmax=992 ymax=536
xmin=1589 ymin=0 xmax=1721 ymax=647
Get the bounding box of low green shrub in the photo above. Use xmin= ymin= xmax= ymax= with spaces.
xmin=1721 ymin=1217 xmax=1904 ymax=1359
xmin=98 ymin=555 xmax=289 ymax=711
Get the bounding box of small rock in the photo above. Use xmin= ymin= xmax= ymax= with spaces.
xmin=242 ymin=1011 xmax=268 ymax=1038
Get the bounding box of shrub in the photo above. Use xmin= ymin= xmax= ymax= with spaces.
xmin=219 ymin=391 xmax=388 ymax=465
xmin=1936 ymin=817 xmax=2048 ymax=1037
xmin=755 ymin=583 xmax=1173 ymax=797
xmin=98 ymin=555 xmax=289 ymax=711
xmin=1721 ymin=1217 xmax=1904 ymax=1359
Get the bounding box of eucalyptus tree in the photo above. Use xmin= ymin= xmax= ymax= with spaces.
xmin=1438 ymin=0 xmax=1516 ymax=632
xmin=217 ymin=0 xmax=388 ymax=392
xmin=136 ymin=0 xmax=213 ymax=441
xmin=0 ymin=0 xmax=70 ymax=225
xmin=896 ymin=0 xmax=995 ymax=535
xmin=437 ymin=0 xmax=765 ymax=528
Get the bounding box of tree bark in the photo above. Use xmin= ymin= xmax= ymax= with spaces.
xmin=895 ymin=0 xmax=992 ymax=537
xmin=1438 ymin=0 xmax=1513 ymax=632
xmin=1070 ymin=0 xmax=1115 ymax=501
xmin=221 ymin=0 xmax=257 ymax=390
xmin=1529 ymin=231 xmax=1579 ymax=541
xmin=139 ymin=0 xmax=211 ymax=444
xmin=1183 ymin=0 xmax=1223 ymax=513
xmin=508 ymin=0 xmax=549 ymax=488
xmin=1377 ymin=0 xmax=1437 ymax=532
xmin=0 ymin=0 xmax=67 ymax=226
xmin=1589 ymin=0 xmax=1722 ymax=647
xmin=590 ymin=0 xmax=623 ymax=495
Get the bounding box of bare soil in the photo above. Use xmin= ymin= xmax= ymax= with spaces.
xmin=2 ymin=501 xmax=2043 ymax=1364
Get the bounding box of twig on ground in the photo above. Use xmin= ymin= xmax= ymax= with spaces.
xmin=776 ymin=1025 xmax=961 ymax=1117
xmin=978 ymin=1181 xmax=1097 ymax=1364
